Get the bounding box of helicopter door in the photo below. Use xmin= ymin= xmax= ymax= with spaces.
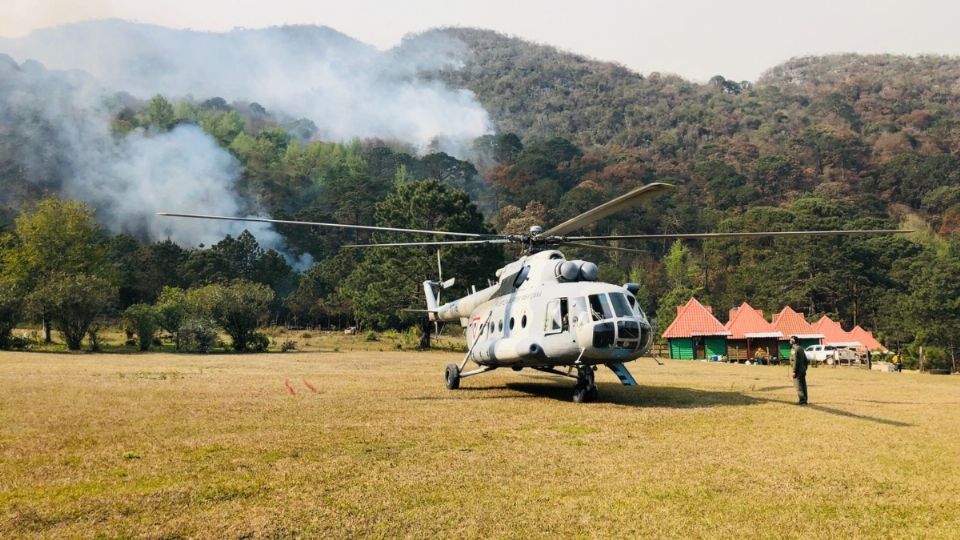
xmin=543 ymin=298 xmax=576 ymax=358
xmin=544 ymin=298 xmax=569 ymax=334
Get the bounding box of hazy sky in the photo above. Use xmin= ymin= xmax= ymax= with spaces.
xmin=4 ymin=0 xmax=959 ymax=81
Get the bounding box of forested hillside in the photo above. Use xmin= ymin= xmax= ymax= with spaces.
xmin=1 ymin=22 xmax=959 ymax=369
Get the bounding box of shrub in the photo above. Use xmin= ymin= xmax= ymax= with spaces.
xmin=176 ymin=319 xmax=218 ymax=353
xmin=87 ymin=322 xmax=103 ymax=352
xmin=364 ymin=331 xmax=378 ymax=342
xmin=6 ymin=335 xmax=30 ymax=350
xmin=122 ymin=303 xmax=159 ymax=351
xmin=248 ymin=332 xmax=269 ymax=353
xmin=280 ymin=340 xmax=297 ymax=352
xmin=156 ymin=287 xmax=188 ymax=335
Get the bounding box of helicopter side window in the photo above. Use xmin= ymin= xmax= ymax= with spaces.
xmin=544 ymin=298 xmax=569 ymax=334
xmin=609 ymin=293 xmax=633 ymax=318
xmin=588 ymin=294 xmax=614 ymax=321
xmin=544 ymin=299 xmax=562 ymax=333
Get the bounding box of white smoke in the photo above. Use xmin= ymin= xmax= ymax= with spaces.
xmin=0 ymin=55 xmax=311 ymax=268
xmin=0 ymin=20 xmax=494 ymax=268
xmin=0 ymin=19 xmax=492 ymax=154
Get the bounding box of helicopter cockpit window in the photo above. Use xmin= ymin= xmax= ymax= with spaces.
xmin=609 ymin=293 xmax=633 ymax=318
xmin=627 ymin=294 xmax=644 ymax=318
xmin=589 ymin=294 xmax=614 ymax=321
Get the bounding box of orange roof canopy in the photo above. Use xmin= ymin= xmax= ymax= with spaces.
xmin=662 ymin=297 xmax=730 ymax=339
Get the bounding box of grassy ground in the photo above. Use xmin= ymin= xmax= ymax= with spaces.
xmin=9 ymin=326 xmax=467 ymax=354
xmin=0 ymin=352 xmax=958 ymax=539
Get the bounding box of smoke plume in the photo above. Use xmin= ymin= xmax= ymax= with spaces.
xmin=0 ymin=19 xmax=491 ymax=154
xmin=0 ymin=53 xmax=307 ymax=267
xmin=0 ymin=20 xmax=492 ymax=266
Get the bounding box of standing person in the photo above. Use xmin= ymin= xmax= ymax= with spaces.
xmin=789 ymin=336 xmax=808 ymax=405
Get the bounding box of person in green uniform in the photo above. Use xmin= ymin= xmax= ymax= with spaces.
xmin=789 ymin=336 xmax=808 ymax=405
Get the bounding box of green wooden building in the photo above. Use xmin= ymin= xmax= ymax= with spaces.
xmin=662 ymin=298 xmax=730 ymax=360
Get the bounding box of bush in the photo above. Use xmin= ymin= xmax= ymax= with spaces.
xmin=5 ymin=335 xmax=30 ymax=350
xmin=280 ymin=340 xmax=297 ymax=352
xmin=87 ymin=323 xmax=103 ymax=352
xmin=176 ymin=319 xmax=218 ymax=353
xmin=921 ymin=346 xmax=950 ymax=371
xmin=122 ymin=303 xmax=159 ymax=351
xmin=364 ymin=331 xmax=379 ymax=342
xmin=196 ymin=280 xmax=274 ymax=352
xmin=248 ymin=332 xmax=269 ymax=353
xmin=156 ymin=287 xmax=188 ymax=335
xmin=0 ymin=279 xmax=24 ymax=349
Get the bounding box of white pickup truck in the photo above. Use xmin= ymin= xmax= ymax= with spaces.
xmin=804 ymin=344 xmax=858 ymax=365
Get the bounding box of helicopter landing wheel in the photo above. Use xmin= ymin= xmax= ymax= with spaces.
xmin=445 ymin=363 xmax=461 ymax=390
xmin=572 ymin=365 xmax=598 ymax=403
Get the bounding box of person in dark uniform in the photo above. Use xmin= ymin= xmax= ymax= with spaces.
xmin=789 ymin=336 xmax=808 ymax=405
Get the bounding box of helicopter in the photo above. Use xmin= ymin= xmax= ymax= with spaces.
xmin=160 ymin=182 xmax=906 ymax=402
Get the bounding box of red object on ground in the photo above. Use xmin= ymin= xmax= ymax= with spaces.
xmin=302 ymin=379 xmax=318 ymax=393
xmin=284 ymin=379 xmax=296 ymax=395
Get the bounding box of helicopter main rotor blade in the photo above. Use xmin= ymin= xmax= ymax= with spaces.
xmin=563 ymin=241 xmax=648 ymax=254
xmin=342 ymin=239 xmax=512 ymax=248
xmin=541 ymin=182 xmax=676 ymax=237
xmin=156 ymin=213 xmax=493 ymax=239
xmin=564 ymin=229 xmax=911 ymax=241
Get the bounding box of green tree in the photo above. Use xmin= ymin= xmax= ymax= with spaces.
xmin=147 ymin=95 xmax=176 ymax=131
xmin=201 ymin=280 xmax=274 ymax=352
xmin=341 ymin=180 xmax=504 ymax=330
xmin=155 ymin=287 xmax=188 ymax=336
xmin=122 ymin=303 xmax=160 ymax=351
xmin=903 ymin=251 xmax=960 ymax=371
xmin=0 ymin=275 xmax=23 ymax=348
xmin=199 ymin=110 xmax=245 ymax=146
xmin=31 ymin=273 xmax=115 ymax=351
xmin=3 ymin=199 xmax=113 ymax=342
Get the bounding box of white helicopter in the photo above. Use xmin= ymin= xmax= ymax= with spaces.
xmin=160 ymin=182 xmax=905 ymax=402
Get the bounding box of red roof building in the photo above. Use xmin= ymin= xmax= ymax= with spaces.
xmin=725 ymin=303 xmax=783 ymax=361
xmin=662 ymin=297 xmax=729 ymax=338
xmin=661 ymin=298 xmax=729 ymax=360
xmin=771 ymin=306 xmax=822 ymax=340
xmin=850 ymin=325 xmax=888 ymax=352
xmin=812 ymin=316 xmax=859 ymax=347
xmin=770 ymin=306 xmax=823 ymax=358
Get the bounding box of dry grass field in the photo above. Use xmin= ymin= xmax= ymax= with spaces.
xmin=1 ymin=351 xmax=958 ymax=539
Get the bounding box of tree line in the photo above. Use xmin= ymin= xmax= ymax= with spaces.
xmin=4 ymin=46 xmax=960 ymax=370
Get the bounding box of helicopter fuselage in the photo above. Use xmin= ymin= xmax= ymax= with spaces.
xmin=426 ymin=250 xmax=654 ymax=368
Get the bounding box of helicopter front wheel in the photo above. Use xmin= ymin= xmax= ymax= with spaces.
xmin=445 ymin=363 xmax=461 ymax=390
xmin=572 ymin=365 xmax=598 ymax=403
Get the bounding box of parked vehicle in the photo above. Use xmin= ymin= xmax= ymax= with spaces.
xmin=804 ymin=344 xmax=858 ymax=365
